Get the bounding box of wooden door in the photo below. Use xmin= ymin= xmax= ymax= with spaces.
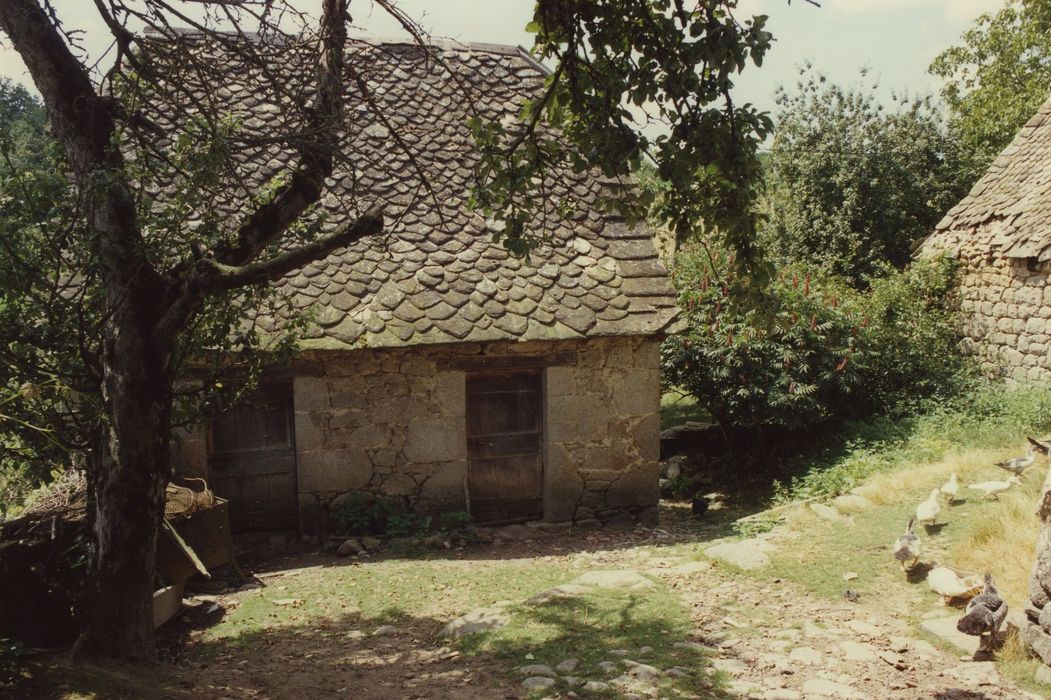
xmin=208 ymin=384 xmax=298 ymax=531
xmin=466 ymin=370 xmax=543 ymax=523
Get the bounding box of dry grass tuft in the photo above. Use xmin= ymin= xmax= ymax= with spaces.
xmin=855 ymin=448 xmax=1008 ymax=507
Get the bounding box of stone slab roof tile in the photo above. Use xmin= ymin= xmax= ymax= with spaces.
xmin=153 ymin=34 xmax=678 ymax=348
xmin=921 ymin=95 xmax=1051 ymax=259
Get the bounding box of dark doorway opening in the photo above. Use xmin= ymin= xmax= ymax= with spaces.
xmin=208 ymin=383 xmax=298 ymax=531
xmin=466 ymin=370 xmax=544 ymax=523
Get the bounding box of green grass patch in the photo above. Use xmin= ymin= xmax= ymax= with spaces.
xmin=458 ymin=583 xmax=732 ymax=698
xmin=771 ymin=382 xmax=1051 ymax=505
xmin=660 ymin=389 xmax=709 ymax=430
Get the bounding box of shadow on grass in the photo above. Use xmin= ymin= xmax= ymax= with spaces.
xmin=10 ymin=592 xmax=734 ymax=700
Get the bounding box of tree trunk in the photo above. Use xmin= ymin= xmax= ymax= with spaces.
xmin=85 ymin=297 xmax=173 ymax=661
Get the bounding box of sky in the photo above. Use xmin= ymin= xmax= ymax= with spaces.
xmin=0 ymin=0 xmax=1007 ymax=116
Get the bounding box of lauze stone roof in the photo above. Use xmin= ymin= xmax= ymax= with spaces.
xmin=163 ymin=36 xmax=680 ymax=350
xmin=922 ymin=95 xmax=1051 ymax=260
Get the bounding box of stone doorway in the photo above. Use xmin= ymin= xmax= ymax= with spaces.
xmin=466 ymin=370 xmax=544 ymax=523
xmin=209 ymin=383 xmax=298 ymax=531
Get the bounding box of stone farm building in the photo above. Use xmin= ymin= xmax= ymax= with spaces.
xmin=174 ymin=38 xmax=681 ymax=532
xmin=918 ymin=96 xmax=1051 ymax=383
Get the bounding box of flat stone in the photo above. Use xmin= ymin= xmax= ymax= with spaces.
xmin=667 ymin=561 xmax=712 ymax=575
xmin=555 ymin=658 xmax=579 ymax=673
xmin=572 ymin=570 xmax=655 ymax=590
xmin=920 ymin=616 xmax=979 ymax=654
xmin=705 ymin=539 xmax=776 ymax=570
xmin=1034 ymin=664 xmax=1051 ymax=685
xmin=597 ymin=661 xmax=618 ymax=674
xmin=838 ymin=640 xmax=879 ymax=662
xmin=372 ymin=625 xmax=398 ymax=636
xmin=764 ymin=691 xmax=802 ymax=700
xmin=788 ymin=647 xmax=825 ymax=664
xmin=521 ymin=676 xmax=555 ymax=690
xmin=674 ymin=641 xmax=718 ymax=653
xmin=801 ymin=678 xmax=869 ymax=699
xmin=846 ymin=620 xmax=881 ymax=636
xmin=944 ymin=661 xmax=1000 ymax=686
xmin=518 ymin=664 xmax=556 ymax=678
xmin=712 ymin=658 xmax=748 ymax=675
xmin=441 ymin=605 xmax=511 ymax=639
xmin=526 ymin=584 xmax=593 ymax=605
xmin=583 ymin=681 xmax=610 ymax=692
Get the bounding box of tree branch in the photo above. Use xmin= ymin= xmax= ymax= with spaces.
xmin=211 ymin=0 xmax=350 ymax=268
xmin=198 ymin=203 xmax=385 ymax=290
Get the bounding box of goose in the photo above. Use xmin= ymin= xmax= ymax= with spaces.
xmin=968 ymin=475 xmax=1021 ymax=500
xmin=956 ymin=574 xmax=1008 ymax=652
xmin=996 ymin=446 xmax=1034 ymax=477
xmin=892 ymin=517 xmax=921 ymax=572
xmin=915 ymin=489 xmax=941 ymax=526
xmin=939 ymin=472 xmax=959 ymax=503
xmin=1027 ymin=436 xmax=1051 ymax=456
xmin=927 ymin=566 xmax=983 ymax=604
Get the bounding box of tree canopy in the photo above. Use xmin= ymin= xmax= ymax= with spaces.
xmin=0 ymin=0 xmax=782 ymax=661
xmin=760 ymin=68 xmax=969 ymax=286
xmin=930 ymin=0 xmax=1051 ymax=178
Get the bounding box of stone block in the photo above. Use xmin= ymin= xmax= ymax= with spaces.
xmin=405 ymin=418 xmax=467 ymax=462
xmin=605 ymin=464 xmax=659 ymax=509
xmin=610 ymin=368 xmax=660 ymax=416
xmin=545 ymin=366 xmax=575 ymax=397
xmin=546 ymin=393 xmax=609 ymax=441
xmin=630 ymin=412 xmax=661 ymax=460
xmin=349 ymin=424 xmax=389 ymax=450
xmin=635 ymin=339 xmax=661 ymax=369
xmin=379 ymin=472 xmax=418 ymax=497
xmin=293 ymin=376 xmax=331 ymax=411
xmin=294 ymin=411 xmax=327 ymax=452
xmin=435 ymin=371 xmax=465 ymax=416
xmin=543 ymin=443 xmax=584 ymax=522
xmin=417 ymin=460 xmax=468 ymax=511
xmin=298 ymin=448 xmax=372 ymax=492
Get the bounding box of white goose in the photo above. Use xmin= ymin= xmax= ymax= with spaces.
xmin=940 ymin=472 xmax=959 ymax=503
xmin=916 ymin=489 xmax=941 ymax=526
xmin=968 ymin=475 xmax=1021 ymax=500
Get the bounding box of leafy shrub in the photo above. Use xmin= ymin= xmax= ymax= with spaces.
xmin=331 ymin=492 xmax=393 ymax=536
xmin=437 ymin=510 xmax=472 ymax=533
xmin=663 ymin=246 xmax=966 ymax=432
xmin=385 ymin=511 xmax=430 ymax=538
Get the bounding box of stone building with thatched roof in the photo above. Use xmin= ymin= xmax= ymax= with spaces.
xmin=918 ymin=96 xmax=1051 ymax=383
xmin=173 ymin=37 xmax=680 ymax=532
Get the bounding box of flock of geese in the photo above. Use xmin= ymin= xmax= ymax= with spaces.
xmin=891 ymin=438 xmax=1045 ymax=654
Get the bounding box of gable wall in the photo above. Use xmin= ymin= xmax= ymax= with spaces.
xmin=179 ymin=335 xmax=662 ymax=531
xmin=943 ymin=223 xmax=1051 ymax=383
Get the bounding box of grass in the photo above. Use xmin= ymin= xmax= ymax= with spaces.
xmin=660 ymin=389 xmax=709 ymax=430
xmin=727 ymin=381 xmax=1051 ymax=693
xmin=458 ymin=583 xmax=731 ymax=698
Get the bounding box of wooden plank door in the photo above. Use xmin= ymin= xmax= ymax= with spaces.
xmin=466 ymin=370 xmax=543 ymax=523
xmin=208 ymin=384 xmax=298 ymax=531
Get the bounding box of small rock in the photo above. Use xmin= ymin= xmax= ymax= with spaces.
xmin=441 ymin=605 xmax=511 ymax=639
xmin=583 ymin=681 xmax=610 ymax=692
xmin=555 ymin=659 xmax=579 ymax=673
xmin=337 ymin=538 xmax=365 ymax=556
xmin=945 ymin=662 xmax=1000 ymax=687
xmin=842 ymin=572 xmax=858 ymax=581
xmin=518 ymin=664 xmax=556 ymax=678
xmin=637 ymin=645 xmax=652 ymax=654
xmin=764 ymin=690 xmax=802 ymax=700
xmin=521 ymin=676 xmax=555 ymax=690
xmin=666 ymin=667 xmax=689 ymax=678
xmin=561 ymin=675 xmax=581 ymax=686
xmin=344 ymin=630 xmax=365 ymax=640
xmin=526 ymin=584 xmax=594 ymax=605
xmin=597 ymin=661 xmax=618 ymax=674
xmin=623 ymin=660 xmax=660 ymax=681
xmin=372 ymin=624 xmax=398 ymax=636
xmin=610 ymin=649 xmax=630 ymax=656
xmin=361 ymin=536 xmax=382 ymax=550
xmin=423 ymin=534 xmax=448 ymax=549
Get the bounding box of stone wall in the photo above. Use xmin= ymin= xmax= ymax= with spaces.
xmin=925 ymin=223 xmax=1051 ymax=383
xmin=178 ymin=335 xmax=661 ymax=530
